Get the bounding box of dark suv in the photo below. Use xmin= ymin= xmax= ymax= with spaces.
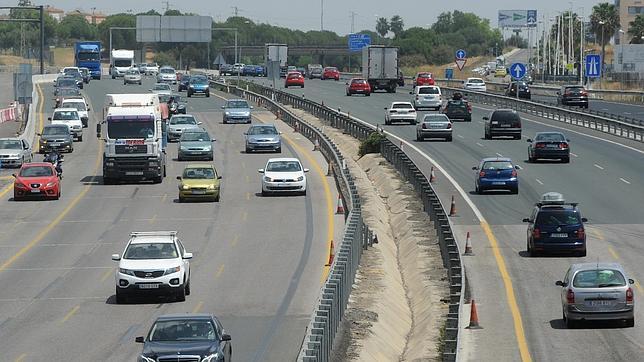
xmin=443 ymin=99 xmax=472 ymax=122
xmin=483 ymin=109 xmax=522 ymax=139
xmin=557 ymin=85 xmax=589 ymax=108
xmin=523 ymin=192 xmax=588 ymax=257
xmin=505 ymin=81 xmax=531 ymax=100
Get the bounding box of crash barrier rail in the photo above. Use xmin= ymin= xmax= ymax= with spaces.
xmin=205 ymin=77 xmax=377 ymax=362
xmin=216 ymin=77 xmax=462 ymax=361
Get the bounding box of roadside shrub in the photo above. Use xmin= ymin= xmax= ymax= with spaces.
xmin=359 ymin=132 xmax=386 ymax=156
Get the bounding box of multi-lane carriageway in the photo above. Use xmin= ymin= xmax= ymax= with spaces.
xmin=246 ymin=75 xmax=644 ymax=361
xmin=0 ymin=77 xmax=346 ymax=361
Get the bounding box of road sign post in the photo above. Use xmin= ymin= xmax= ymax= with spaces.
xmin=455 ymin=49 xmax=467 ymax=71
xmin=585 ymin=54 xmax=601 ymax=78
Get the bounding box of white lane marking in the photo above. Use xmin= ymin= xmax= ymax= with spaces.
xmin=570 ymin=152 xmax=578 ymax=157
xmin=458 ymin=134 xmax=464 ymax=139
xmin=620 ymin=178 xmax=631 ymax=185
xmin=594 ymin=164 xmax=604 ymax=170
xmin=535 ymin=179 xmax=544 ymax=185
xmin=624 ymin=112 xmax=631 ymax=115
xmin=516 ymin=165 xmax=523 ymax=170
xmin=602 ymin=108 xmax=609 ymax=111
xmin=496 ymin=152 xmax=503 ymax=157
xmin=476 ymin=142 xmax=484 ymax=147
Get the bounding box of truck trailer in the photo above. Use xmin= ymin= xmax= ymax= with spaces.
xmin=361 ymin=45 xmax=399 ymax=93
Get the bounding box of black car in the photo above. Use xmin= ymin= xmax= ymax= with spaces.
xmin=79 ymin=68 xmax=91 ymax=84
xmin=527 ymin=132 xmax=571 ymax=163
xmin=505 ymin=81 xmax=531 ymax=100
xmin=397 ymin=70 xmax=405 ymax=87
xmin=136 ymin=314 xmax=232 ymax=362
xmin=483 ymin=109 xmax=522 ymax=139
xmin=523 ymin=192 xmax=587 ymax=257
xmin=54 ymin=77 xmax=81 ymax=92
xmin=219 ymin=64 xmax=233 ymax=76
xmin=37 ymin=124 xmax=74 ymax=154
xmin=178 ymin=75 xmax=191 ymax=92
xmin=557 ymin=85 xmax=589 ymax=108
xmin=443 ymin=99 xmax=472 ymax=122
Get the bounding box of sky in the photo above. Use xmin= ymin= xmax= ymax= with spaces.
xmin=7 ymin=0 xmax=607 ymax=34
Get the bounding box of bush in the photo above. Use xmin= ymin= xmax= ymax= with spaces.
xmin=359 ymin=132 xmax=387 ymax=156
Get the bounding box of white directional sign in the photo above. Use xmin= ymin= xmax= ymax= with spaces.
xmin=498 ymin=10 xmax=538 ymax=28
xmin=585 ymin=54 xmax=601 ymax=78
xmin=510 ymin=63 xmax=526 ymax=79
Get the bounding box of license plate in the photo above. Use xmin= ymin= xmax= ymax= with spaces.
xmin=588 ymin=300 xmax=613 ymax=307
xmin=491 ymin=121 xmax=499 ymax=125
xmin=138 ymin=284 xmax=159 ymax=289
xmin=492 ymin=182 xmax=505 ymax=185
xmin=550 ymin=233 xmax=568 ymax=238
xmin=30 ymin=189 xmax=41 ymax=193
xmin=547 ymin=144 xmax=559 ymax=148
xmin=278 ymin=183 xmax=290 ymax=187
xmin=192 ymin=190 xmax=206 ymax=194
xmin=125 ymin=171 xmax=144 ymax=176
xmin=50 ymin=143 xmax=60 ymax=147
xmin=501 ymin=124 xmax=511 ymax=127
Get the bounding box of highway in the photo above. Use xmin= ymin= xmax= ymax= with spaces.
xmin=0 ymin=76 xmax=339 ymax=361
xmin=246 ymin=75 xmax=644 ymax=361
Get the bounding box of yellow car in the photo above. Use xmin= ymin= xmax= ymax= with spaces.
xmin=177 ymin=163 xmax=221 ymax=202
xmin=495 ymin=67 xmax=507 ymax=77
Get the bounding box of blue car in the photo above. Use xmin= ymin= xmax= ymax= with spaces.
xmin=242 ymin=64 xmax=257 ymax=76
xmin=472 ymin=157 xmax=519 ymax=194
xmin=187 ymin=75 xmax=210 ymax=97
xmin=255 ymin=65 xmax=266 ymax=77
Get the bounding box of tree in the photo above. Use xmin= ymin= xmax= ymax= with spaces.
xmin=376 ymin=17 xmax=389 ymax=38
xmin=590 ymin=3 xmax=620 ymax=69
xmin=97 ymin=13 xmax=136 ymax=51
xmin=628 ymin=15 xmax=644 ymax=44
xmin=390 ymin=15 xmax=404 ymax=38
xmin=58 ymin=14 xmax=97 ymax=43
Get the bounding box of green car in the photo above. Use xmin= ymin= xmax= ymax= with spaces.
xmin=178 ymin=129 xmax=214 ymax=161
xmin=177 ymin=164 xmax=221 ymax=202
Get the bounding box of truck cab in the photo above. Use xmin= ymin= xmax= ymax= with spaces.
xmin=111 ymin=49 xmax=135 ymax=79
xmin=75 ymin=41 xmax=102 ymax=79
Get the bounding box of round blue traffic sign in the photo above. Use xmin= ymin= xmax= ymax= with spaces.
xmin=456 ymin=49 xmax=467 ymax=59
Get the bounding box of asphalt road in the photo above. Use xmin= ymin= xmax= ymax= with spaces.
xmin=246 ymin=75 xmax=644 ymax=361
xmin=0 ymin=76 xmax=336 ymax=361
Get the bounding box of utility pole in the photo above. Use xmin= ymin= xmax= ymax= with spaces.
xmin=320 ymin=0 xmax=324 ymax=31
xmin=162 ymin=1 xmax=170 ymax=13
xmin=350 ymin=11 xmax=356 ymax=33
xmin=580 ymin=7 xmax=585 ymax=85
xmin=231 ymin=6 xmax=239 ymax=17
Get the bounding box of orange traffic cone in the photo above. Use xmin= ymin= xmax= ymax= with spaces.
xmin=325 ymin=240 xmax=335 ymax=266
xmin=276 ymin=110 xmax=281 ymax=120
xmin=430 ymin=166 xmax=437 ymax=183
xmin=449 ymin=195 xmax=457 ymax=216
xmin=466 ymin=300 xmax=482 ymax=329
xmin=335 ymin=194 xmax=345 ymax=214
xmin=463 ymin=231 xmax=474 ymax=256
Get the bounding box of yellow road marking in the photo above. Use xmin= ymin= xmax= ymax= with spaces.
xmin=245 ymin=192 xmax=250 ymax=200
xmin=61 ymin=305 xmax=80 ymax=323
xmin=215 ymin=264 xmax=224 ymax=278
xmin=161 ymin=193 xmax=167 ymax=202
xmin=592 ymin=228 xmax=605 ymax=240
xmin=245 ymin=174 xmax=250 ymax=183
xmin=191 ymin=301 xmax=204 ymax=313
xmin=0 ymin=176 xmax=13 ymax=180
xmin=0 ymin=182 xmax=13 ymax=199
xmin=241 ymin=211 xmax=247 ymax=221
xmin=481 ymin=222 xmax=532 ymax=362
xmin=635 ymin=281 xmax=643 ymax=294
xmin=231 ymin=235 xmax=239 ymax=247
xmin=14 ymin=353 xmax=27 ymax=362
xmin=149 ymin=214 xmax=157 ymax=224
xmin=100 ymin=267 xmax=114 ymax=282
xmin=608 ymin=246 xmax=620 ymax=260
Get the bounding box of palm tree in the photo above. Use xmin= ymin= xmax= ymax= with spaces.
xmin=389 ymin=15 xmax=404 ymax=38
xmin=376 ymin=17 xmax=389 ymax=38
xmin=628 ymin=15 xmax=644 ymax=44
xmin=590 ymin=3 xmax=620 ymax=70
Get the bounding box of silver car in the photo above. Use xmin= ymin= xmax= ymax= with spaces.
xmin=178 ymin=129 xmax=214 ymax=161
xmin=411 ymin=86 xmax=442 ymax=110
xmin=556 ymin=263 xmax=635 ymax=328
xmin=167 ymin=115 xmax=202 ymax=142
xmin=150 ymin=83 xmax=172 ymax=96
xmin=157 ymin=66 xmax=177 ymax=83
xmin=222 ymin=99 xmax=253 ymax=124
xmin=244 ymin=124 xmax=281 ymax=153
xmin=0 ymin=138 xmax=32 ymax=167
xmin=416 ymin=114 xmax=452 ymax=141
xmin=124 ymin=68 xmax=142 ymax=85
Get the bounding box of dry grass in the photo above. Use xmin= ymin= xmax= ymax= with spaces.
xmin=401 ymin=55 xmax=490 ymax=80
xmin=0 ymin=47 xmax=74 ymax=68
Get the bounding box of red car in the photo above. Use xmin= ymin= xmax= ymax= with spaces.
xmin=285 ymin=72 xmax=305 ymax=88
xmin=321 ymin=67 xmax=340 ymax=81
xmin=13 ymin=162 xmax=61 ymax=200
xmin=413 ymin=72 xmax=435 ymax=87
xmin=346 ymin=78 xmax=371 ymax=96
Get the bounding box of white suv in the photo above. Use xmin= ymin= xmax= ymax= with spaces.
xmin=157 ymin=66 xmax=177 ymax=83
xmin=49 ymin=108 xmax=83 ymax=141
xmin=111 ymin=231 xmax=192 ymax=304
xmin=145 ymin=62 xmax=159 ymax=75
xmin=61 ymin=98 xmax=90 ymax=128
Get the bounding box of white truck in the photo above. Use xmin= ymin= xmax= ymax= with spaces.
xmin=265 ymin=43 xmax=288 ymax=79
xmin=49 ymin=108 xmax=84 ymax=141
xmin=110 ymin=49 xmax=135 ymax=79
xmin=362 ymin=45 xmax=399 ymax=93
xmin=97 ymin=94 xmax=166 ymax=184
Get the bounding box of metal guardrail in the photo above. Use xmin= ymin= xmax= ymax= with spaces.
xmin=216 ymin=78 xmax=462 ymax=361
xmin=206 ymin=78 xmax=376 ymax=362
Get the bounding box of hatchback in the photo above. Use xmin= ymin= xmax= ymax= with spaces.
xmin=346 ymin=78 xmax=371 ymax=96
xmin=412 ymin=72 xmax=435 ymax=87
xmin=178 ymin=130 xmax=214 ymax=161
xmin=321 ymin=67 xmax=340 ymax=80
xmin=177 ymin=164 xmax=221 ymax=202
xmin=556 ymin=263 xmax=634 ymax=328
xmin=483 ymin=109 xmax=522 ymax=139
xmin=443 ymin=99 xmax=472 ymax=122
xmin=505 ymin=81 xmax=531 ymax=99
xmin=244 ymin=124 xmax=282 ymax=153
xmin=13 ymin=162 xmax=61 ymax=200
xmin=259 ymin=158 xmax=309 ymax=196
xmin=124 ymin=68 xmax=142 ymax=85
xmin=473 ymin=157 xmax=519 ymax=194
xmin=285 ymin=72 xmax=305 ymax=88
xmin=384 ymin=102 xmax=416 ymax=125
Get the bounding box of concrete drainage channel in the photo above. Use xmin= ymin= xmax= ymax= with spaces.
xmin=207 ymin=77 xmax=462 ymax=361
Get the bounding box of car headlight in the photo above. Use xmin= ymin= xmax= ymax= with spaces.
xmin=181 ymin=184 xmax=190 ymax=190
xmin=204 ymin=145 xmax=212 ymax=151
xmin=207 ymin=184 xmax=216 ymax=190
xmin=189 ymin=84 xmax=195 ymax=88
xmin=164 ymin=266 xmax=181 ymax=275
xmin=297 ymin=176 xmax=304 ymax=182
xmin=225 ymin=111 xmax=230 ymax=115
xmin=202 ymin=353 xmax=222 ymax=362
xmin=264 ymin=176 xmax=273 ymax=182
xmin=14 ymin=183 xmax=28 ymax=189
xmin=119 ymin=268 xmax=135 ymax=276
xmin=138 ymin=355 xmax=155 ymax=362
xmin=148 ymin=161 xmax=158 ymax=167
xmin=40 ymin=140 xmax=47 ymax=144
xmin=46 ymin=181 xmax=57 ymax=187
xmin=105 ymin=162 xmax=114 ymax=167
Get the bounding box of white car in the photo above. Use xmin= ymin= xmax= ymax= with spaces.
xmin=49 ymin=108 xmax=83 ymax=141
xmin=384 ymin=101 xmax=417 ymax=125
xmin=0 ymin=138 xmax=32 ymax=167
xmin=111 ymin=231 xmax=192 ymax=304
xmin=157 ymin=66 xmax=177 ymax=83
xmin=411 ymin=85 xmax=442 ymax=110
xmin=145 ymin=62 xmax=159 ymax=75
xmin=150 ymin=83 xmax=173 ymax=96
xmin=61 ymin=98 xmax=90 ymax=128
xmin=259 ymin=158 xmax=309 ymax=196
xmin=463 ymin=77 xmax=487 ymax=92
xmin=124 ymin=68 xmax=142 ymax=85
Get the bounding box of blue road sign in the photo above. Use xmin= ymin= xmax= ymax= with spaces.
xmin=527 ymin=10 xmax=537 ymax=26
xmin=455 ymin=49 xmax=466 ymax=59
xmin=585 ymin=54 xmax=601 ymax=77
xmin=510 ymin=63 xmax=527 ymax=79
xmin=348 ymin=34 xmax=371 ymax=52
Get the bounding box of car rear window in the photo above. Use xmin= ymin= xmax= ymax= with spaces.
xmin=565 ymin=86 xmax=585 ymax=92
xmin=423 ymin=115 xmax=449 ymax=123
xmin=491 ymin=111 xmax=520 ymax=123
xmin=573 ymin=269 xmax=626 ymax=288
xmin=447 ymin=101 xmax=466 ymax=108
xmin=418 ymin=73 xmax=432 ymax=78
xmin=288 ymin=73 xmax=300 ymax=79
xmin=535 ymin=209 xmax=581 ymax=226
xmin=535 ymin=133 xmax=565 ymax=142
xmin=351 ymin=79 xmax=367 ymax=84
xmin=418 ymin=87 xmax=439 ymax=95
xmin=325 ymin=67 xmax=337 ymax=72
xmin=481 ymin=161 xmax=513 ymax=170
xmin=392 ymin=103 xmax=413 ymax=109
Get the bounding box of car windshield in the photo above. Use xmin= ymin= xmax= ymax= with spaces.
xmin=482 ymin=161 xmax=513 ymax=170
xmin=59 ymin=88 xmax=80 ymax=96
xmin=418 ymin=73 xmax=432 ymax=78
xmin=183 ymin=167 xmax=216 ymax=179
xmin=535 ymin=133 xmax=565 ymax=142
xmin=181 ymin=132 xmax=210 ymax=141
xmin=149 ymin=320 xmax=217 ymax=342
xmin=124 ymin=242 xmax=178 ymax=259
xmin=158 ymin=94 xmax=171 ymax=103
xmin=191 ymin=77 xmax=207 ymax=84
xmin=266 ymin=161 xmax=302 ymax=172
xmin=0 ymin=140 xmax=21 ymax=149
xmin=418 ymin=87 xmax=439 ymax=95
xmin=226 ymin=101 xmax=249 ymax=108
xmin=392 ymin=103 xmax=413 ymax=109
xmin=20 ymin=166 xmax=53 ymax=177
xmin=53 ymin=110 xmax=79 ymax=120
xmin=535 ymin=209 xmax=581 ymax=226
xmin=147 ymin=63 xmax=158 ymax=67
xmin=351 ymin=79 xmax=367 ymax=84
xmin=248 ymin=126 xmax=277 ymax=135
xmin=153 ymin=84 xmax=171 ymax=91
xmin=126 ymin=70 xmax=139 ymax=75
xmin=114 ymin=59 xmax=131 ymax=67
xmin=64 ymin=102 xmax=86 ymax=111
xmin=57 ymin=79 xmax=77 ymax=87
xmin=43 ymin=126 xmax=69 ymax=135
xmin=107 ymin=119 xmax=155 ymax=139
xmin=160 ymin=68 xmax=175 ymax=74
xmin=181 ymin=76 xmax=191 ymax=82
xmin=573 ymin=269 xmax=626 ymax=288
xmin=170 ymin=116 xmax=197 ymax=125
xmin=77 ymin=53 xmax=99 ymax=61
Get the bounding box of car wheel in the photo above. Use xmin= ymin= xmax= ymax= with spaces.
xmin=153 ymin=176 xmax=163 ymax=184
xmin=115 ymin=289 xmax=127 ymax=304
xmin=187 ymin=92 xmax=192 ymax=97
xmin=175 ymin=286 xmax=186 ymax=302
xmin=276 ymin=147 xmax=281 ymax=153
xmin=366 ymin=92 xmax=370 ymax=96
xmin=245 ymin=147 xmax=251 ymax=153
xmin=484 ymin=131 xmax=490 ymax=140
xmin=562 ymin=157 xmax=570 ymax=163
xmin=78 ymin=135 xmax=83 ymax=142
xmin=178 ymin=154 xmax=183 ymax=161
xmin=184 ymin=277 xmax=191 ymax=295
xmin=214 ymin=194 xmax=220 ymax=202
xmin=179 ymin=196 xmax=185 ymax=203
xmin=514 ymin=135 xmax=521 ymax=140
xmin=565 ymin=317 xmax=577 ymax=329
xmin=625 ymin=318 xmax=635 ymax=328
xmin=511 ymin=187 xmax=519 ymax=194
xmin=475 ymin=184 xmax=482 ymax=195
xmin=206 ymin=92 xmax=210 ymax=98
xmin=528 ymin=153 xmax=535 ymax=163
xmin=446 ymin=136 xmax=453 ymax=142
xmin=54 ymin=190 xmax=60 ymax=200
xmin=385 ymin=119 xmax=390 ymax=125
xmin=103 ymin=177 xmax=114 ymax=185
xmin=139 ymin=81 xmax=142 ymax=85
xmin=261 ymin=190 xmax=268 ymax=197
xmin=578 ymin=249 xmax=587 ymax=257
xmin=123 ymin=82 xmax=126 ymax=85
